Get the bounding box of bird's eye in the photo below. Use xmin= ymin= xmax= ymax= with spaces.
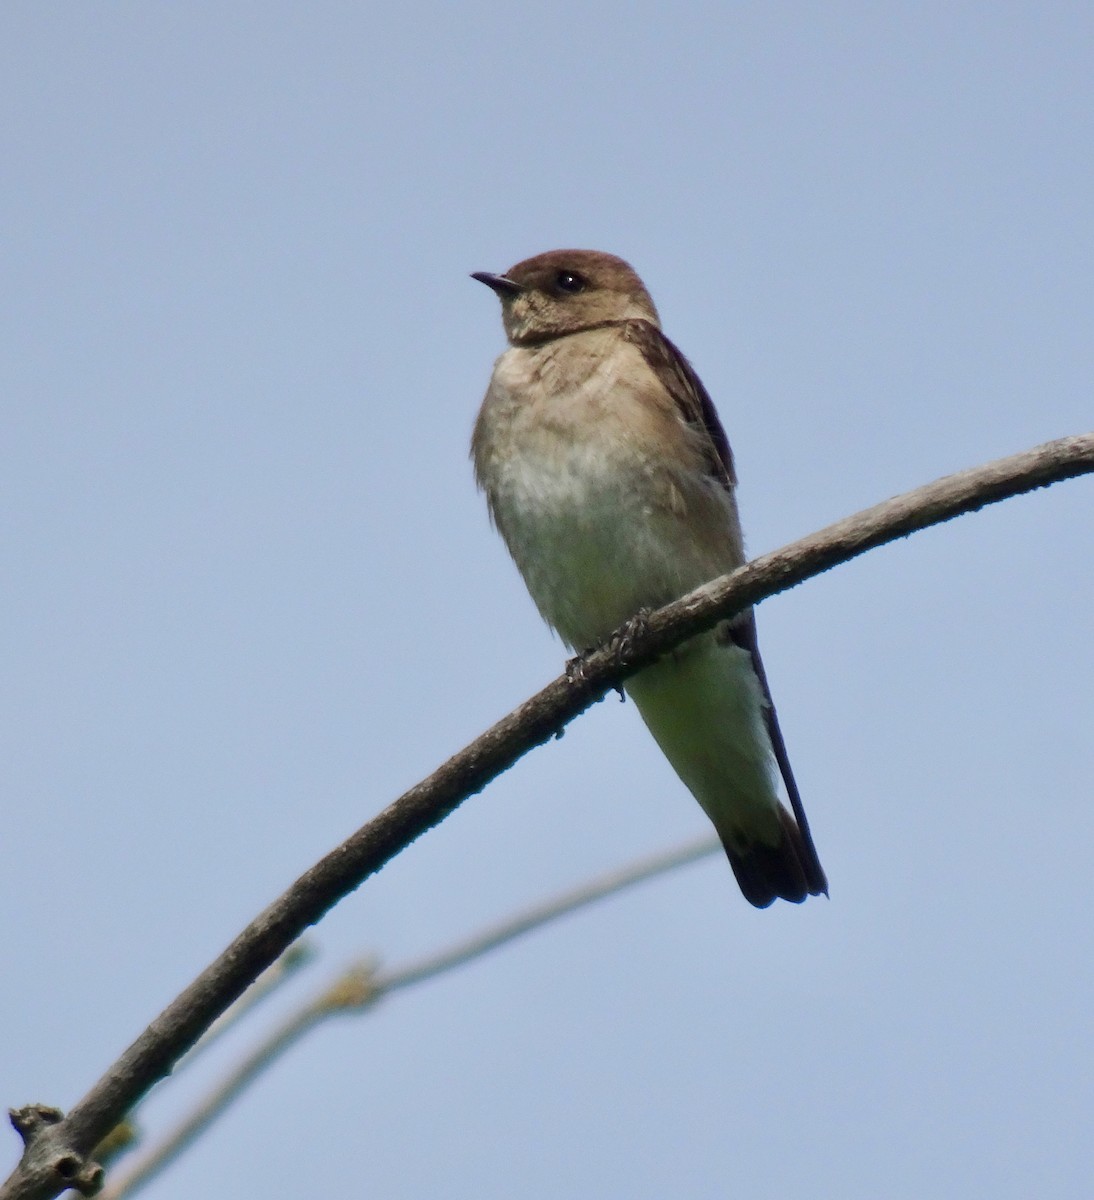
xmin=554 ymin=270 xmax=587 ymax=294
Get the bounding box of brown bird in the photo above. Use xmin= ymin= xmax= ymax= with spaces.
xmin=471 ymin=249 xmax=826 ymax=907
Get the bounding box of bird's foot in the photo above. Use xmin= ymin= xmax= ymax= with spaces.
xmin=565 ymin=608 xmax=651 ymax=695
xmin=565 ymin=651 xmax=592 ymax=687
xmin=609 ymin=607 xmax=653 ymax=664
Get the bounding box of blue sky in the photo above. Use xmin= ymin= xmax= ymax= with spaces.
xmin=2 ymin=4 xmax=1091 ymax=1197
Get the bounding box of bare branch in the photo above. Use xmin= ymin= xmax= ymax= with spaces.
xmin=177 ymin=941 xmax=315 ymax=1069
xmin=4 ymin=433 xmax=1091 ymax=1200
xmin=100 ymin=835 xmax=719 ymax=1200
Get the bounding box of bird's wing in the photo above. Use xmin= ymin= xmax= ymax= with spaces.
xmin=623 ymin=319 xmax=827 ymax=894
xmin=621 ymin=319 xmax=736 ymax=488
xmin=721 ymin=612 xmax=827 ymax=893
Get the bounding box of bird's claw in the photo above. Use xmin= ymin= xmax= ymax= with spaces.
xmin=565 ymin=607 xmax=651 ymax=694
xmin=609 ymin=607 xmax=653 ymax=663
xmin=565 ymin=652 xmax=592 ymax=687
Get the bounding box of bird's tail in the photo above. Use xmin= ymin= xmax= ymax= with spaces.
xmin=721 ymin=802 xmax=828 ymax=909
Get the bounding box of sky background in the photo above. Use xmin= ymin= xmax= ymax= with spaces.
xmin=2 ymin=4 xmax=1092 ymax=1198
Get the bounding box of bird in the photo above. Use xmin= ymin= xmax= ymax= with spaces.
xmin=470 ymin=249 xmax=826 ymax=908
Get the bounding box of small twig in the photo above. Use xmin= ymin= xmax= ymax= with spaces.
xmin=99 ymin=836 xmax=720 ymax=1200
xmin=75 ymin=942 xmax=315 ymax=1193
xmin=4 ymin=434 xmax=1091 ymax=1200
xmin=95 ymin=1004 xmax=326 ymax=1200
xmin=379 ymin=834 xmax=721 ymax=993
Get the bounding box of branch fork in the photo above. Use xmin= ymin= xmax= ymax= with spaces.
xmin=8 ymin=1107 xmax=102 ymax=1198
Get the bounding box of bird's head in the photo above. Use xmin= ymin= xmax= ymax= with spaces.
xmin=473 ymin=249 xmax=659 ymax=345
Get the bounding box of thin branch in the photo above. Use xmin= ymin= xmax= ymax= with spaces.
xmin=99 ymin=835 xmax=720 ymax=1200
xmin=5 ymin=433 xmax=1092 ymax=1200
xmin=95 ymin=1004 xmax=326 ymax=1200
xmin=70 ymin=944 xmax=315 ymax=1199
xmin=379 ymin=834 xmax=721 ymax=994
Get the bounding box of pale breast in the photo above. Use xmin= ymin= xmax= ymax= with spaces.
xmin=473 ymin=330 xmax=744 ymax=649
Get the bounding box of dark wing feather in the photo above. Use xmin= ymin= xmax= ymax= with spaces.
xmin=723 ymin=614 xmax=828 ymax=897
xmin=625 ymin=318 xmax=828 ymax=900
xmin=621 ymin=319 xmax=736 ymax=488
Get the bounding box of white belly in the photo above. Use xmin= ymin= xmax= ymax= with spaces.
xmin=473 ymin=334 xmax=743 ymax=650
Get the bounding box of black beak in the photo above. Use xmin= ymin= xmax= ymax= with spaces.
xmin=471 ymin=271 xmax=523 ymax=298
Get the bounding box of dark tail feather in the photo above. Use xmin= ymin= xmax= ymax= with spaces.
xmin=723 ymin=804 xmax=829 ymax=909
